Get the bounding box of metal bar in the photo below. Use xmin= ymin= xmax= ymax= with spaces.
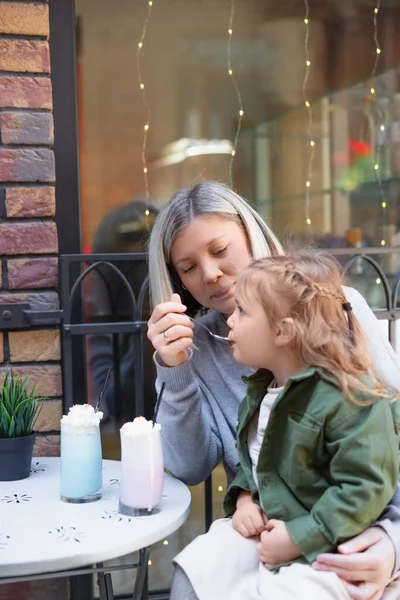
xmin=377 ymin=313 xmax=400 ymax=320
xmin=97 ymin=563 xmax=109 ymax=600
xmin=343 ymin=255 xmax=392 ymax=312
xmin=204 ymin=474 xmax=213 ymax=531
xmin=389 ymin=319 xmax=397 ymax=347
xmin=0 ymin=563 xmax=140 ymax=585
xmin=63 ymin=248 xmax=400 ymax=259
xmin=133 ymin=329 xmax=145 ymax=417
xmin=106 ymin=593 xmax=170 ymax=600
xmin=136 ymin=276 xmax=149 ymax=322
xmin=63 ymin=253 xmax=148 ymax=262
xmin=97 ymin=562 xmax=115 ymax=600
xmin=50 ymin=1 xmax=81 ymax=258
xmin=65 ymin=322 xmax=145 ymax=335
xmin=113 ymin=332 xmax=122 ymax=424
xmin=50 ymin=0 xmax=87 ymax=443
xmin=142 ymin=572 xmax=149 ymax=600
xmin=24 ymin=310 xmax=64 ymax=324
xmin=60 ymin=260 xmax=74 ymax=412
xmin=106 ymin=572 xmax=115 ymax=600
xmin=70 ymin=575 xmax=93 ymax=600
xmin=69 ymin=262 xmax=137 ymax=316
xmin=324 ymin=247 xmax=400 ymax=256
xmin=132 ymin=547 xmax=151 ymax=600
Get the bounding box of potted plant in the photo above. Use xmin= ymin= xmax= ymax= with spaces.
xmin=0 ymin=369 xmax=45 ymax=481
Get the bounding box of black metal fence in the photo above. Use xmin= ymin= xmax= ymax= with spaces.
xmin=329 ymin=246 xmax=400 ymax=347
xmin=60 ymin=252 xmax=150 ymax=417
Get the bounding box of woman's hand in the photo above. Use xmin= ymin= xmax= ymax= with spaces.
xmin=232 ymin=491 xmax=267 ymax=538
xmin=147 ymin=293 xmax=194 ymax=367
xmin=312 ymin=527 xmax=395 ymax=600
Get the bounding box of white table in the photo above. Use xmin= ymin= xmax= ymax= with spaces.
xmin=0 ymin=457 xmax=191 ymax=599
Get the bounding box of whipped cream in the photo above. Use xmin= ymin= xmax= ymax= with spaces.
xmin=121 ymin=416 xmax=161 ymax=437
xmin=61 ymin=404 xmax=103 ymax=429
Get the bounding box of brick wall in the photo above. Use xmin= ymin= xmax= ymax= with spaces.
xmin=0 ymin=0 xmax=62 ymax=457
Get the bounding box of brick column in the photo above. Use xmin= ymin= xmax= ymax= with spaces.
xmin=0 ymin=1 xmax=62 ymax=456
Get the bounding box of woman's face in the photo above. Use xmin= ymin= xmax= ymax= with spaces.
xmin=170 ymin=215 xmax=252 ymax=315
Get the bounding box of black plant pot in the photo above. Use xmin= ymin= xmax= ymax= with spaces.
xmin=0 ymin=433 xmax=35 ymax=481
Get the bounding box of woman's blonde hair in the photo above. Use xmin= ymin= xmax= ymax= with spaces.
xmin=148 ymin=181 xmax=283 ymax=315
xmin=237 ymin=251 xmax=394 ymax=404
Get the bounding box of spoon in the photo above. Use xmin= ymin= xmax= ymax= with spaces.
xmin=189 ymin=317 xmax=229 ymax=343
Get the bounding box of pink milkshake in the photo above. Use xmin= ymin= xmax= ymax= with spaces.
xmin=119 ymin=417 xmax=164 ymax=516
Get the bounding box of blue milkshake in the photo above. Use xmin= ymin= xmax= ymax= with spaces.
xmin=60 ymin=405 xmax=103 ymax=503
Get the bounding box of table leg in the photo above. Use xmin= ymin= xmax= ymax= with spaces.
xmin=132 ymin=547 xmax=150 ymax=600
xmin=70 ymin=574 xmax=93 ymax=600
xmin=105 ymin=573 xmax=114 ymax=600
xmin=96 ymin=563 xmax=114 ymax=600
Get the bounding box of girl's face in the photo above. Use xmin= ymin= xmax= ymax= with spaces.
xmin=170 ymin=215 xmax=252 ymax=315
xmin=227 ymin=288 xmax=278 ymax=370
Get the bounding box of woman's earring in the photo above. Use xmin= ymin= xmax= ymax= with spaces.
xmin=182 ymin=283 xmax=188 ymax=290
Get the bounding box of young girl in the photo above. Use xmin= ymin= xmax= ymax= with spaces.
xmin=171 ymin=251 xmax=399 ymax=600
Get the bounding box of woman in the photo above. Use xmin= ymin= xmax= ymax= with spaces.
xmin=147 ymin=181 xmax=400 ymax=599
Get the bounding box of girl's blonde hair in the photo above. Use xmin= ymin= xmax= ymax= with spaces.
xmin=148 ymin=181 xmax=284 ymax=315
xmin=237 ymin=251 xmax=394 ymax=404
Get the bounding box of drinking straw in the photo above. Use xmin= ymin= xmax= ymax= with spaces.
xmin=152 ymin=382 xmax=166 ymax=427
xmin=95 ymin=367 xmax=112 ymax=413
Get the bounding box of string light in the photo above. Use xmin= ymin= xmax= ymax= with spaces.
xmin=303 ymin=0 xmax=315 ymax=231
xmin=370 ymin=0 xmax=387 ymax=246
xmin=217 ymin=485 xmax=224 ymax=492
xmin=227 ymin=0 xmax=244 ymax=186
xmin=163 ymin=540 xmax=169 ymax=545
xmin=137 ymin=0 xmax=154 ymax=207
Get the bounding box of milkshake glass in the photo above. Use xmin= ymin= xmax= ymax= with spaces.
xmin=119 ymin=417 xmax=164 ymax=516
xmin=60 ymin=404 xmax=103 ymax=503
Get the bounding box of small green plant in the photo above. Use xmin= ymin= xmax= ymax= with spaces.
xmin=0 ymin=369 xmax=44 ymax=438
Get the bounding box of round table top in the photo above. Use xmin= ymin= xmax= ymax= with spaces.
xmin=0 ymin=457 xmax=191 ymax=578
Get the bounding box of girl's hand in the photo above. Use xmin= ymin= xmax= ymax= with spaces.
xmin=232 ymin=491 xmax=267 ymax=538
xmin=147 ymin=293 xmax=194 ymax=367
xmin=312 ymin=527 xmax=395 ymax=600
xmin=257 ymin=519 xmax=301 ymax=567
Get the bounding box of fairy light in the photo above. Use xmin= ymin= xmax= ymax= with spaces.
xmin=163 ymin=540 xmax=169 ymax=545
xmin=227 ymin=0 xmax=244 ymax=186
xmin=217 ymin=485 xmax=224 ymax=492
xmin=303 ymin=0 xmax=315 ymax=231
xmin=137 ymin=0 xmax=154 ymax=207
xmin=370 ymin=0 xmax=387 ymax=246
